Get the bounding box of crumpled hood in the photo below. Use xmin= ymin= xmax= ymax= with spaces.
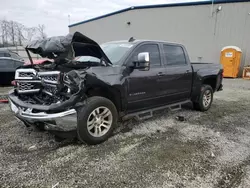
xmin=65 ymin=66 xmax=125 ymax=90
xmin=25 ymin=32 xmax=112 ymax=66
xmin=84 ymin=66 xmax=126 ymax=86
xmin=86 ymin=66 xmax=122 ymax=76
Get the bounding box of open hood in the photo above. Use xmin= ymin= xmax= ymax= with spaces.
xmin=25 ymin=32 xmax=112 ymax=65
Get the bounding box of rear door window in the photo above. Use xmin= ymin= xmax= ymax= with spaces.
xmin=163 ymin=45 xmax=186 ymax=66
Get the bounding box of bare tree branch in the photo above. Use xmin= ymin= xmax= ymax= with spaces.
xmin=8 ymin=21 xmax=16 ymax=45
xmin=0 ymin=19 xmax=48 ymax=47
xmin=0 ymin=19 xmax=9 ymax=46
xmin=24 ymin=27 xmax=36 ymax=42
xmin=37 ymin=24 xmax=47 ymax=40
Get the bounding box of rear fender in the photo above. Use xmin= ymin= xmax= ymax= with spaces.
xmin=191 ymin=74 xmax=222 ymax=102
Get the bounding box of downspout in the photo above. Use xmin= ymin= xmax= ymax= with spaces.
xmin=211 ymin=0 xmax=214 ymax=17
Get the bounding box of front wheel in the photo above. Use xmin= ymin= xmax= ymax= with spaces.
xmin=77 ymin=96 xmax=118 ymax=145
xmin=193 ymin=84 xmax=213 ymax=112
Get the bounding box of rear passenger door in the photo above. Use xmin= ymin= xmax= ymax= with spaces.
xmin=161 ymin=44 xmax=192 ymax=102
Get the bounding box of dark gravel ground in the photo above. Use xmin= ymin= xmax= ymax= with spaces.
xmin=0 ymin=79 xmax=250 ymax=188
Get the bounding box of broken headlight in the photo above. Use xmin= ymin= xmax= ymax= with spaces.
xmin=63 ymin=72 xmax=81 ymax=94
xmin=63 ymin=74 xmax=71 ymax=85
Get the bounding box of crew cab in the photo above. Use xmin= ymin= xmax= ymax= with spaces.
xmin=8 ymin=32 xmax=223 ymax=145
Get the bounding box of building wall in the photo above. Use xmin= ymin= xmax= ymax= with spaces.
xmin=69 ymin=2 xmax=250 ymax=71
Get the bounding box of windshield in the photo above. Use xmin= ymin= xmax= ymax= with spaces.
xmin=75 ymin=42 xmax=134 ymax=65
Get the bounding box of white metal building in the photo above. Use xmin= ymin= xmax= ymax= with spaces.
xmin=69 ymin=0 xmax=250 ymax=71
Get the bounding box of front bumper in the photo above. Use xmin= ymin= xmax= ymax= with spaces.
xmin=9 ymin=100 xmax=77 ymax=132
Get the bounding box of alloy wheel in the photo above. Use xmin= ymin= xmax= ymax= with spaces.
xmin=203 ymin=90 xmax=212 ymax=108
xmin=87 ymin=106 xmax=113 ymax=137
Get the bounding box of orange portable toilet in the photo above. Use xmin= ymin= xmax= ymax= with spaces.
xmin=220 ymin=46 xmax=242 ymax=78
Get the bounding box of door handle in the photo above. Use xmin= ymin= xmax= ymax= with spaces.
xmin=185 ymin=70 xmax=190 ymax=73
xmin=157 ymin=72 xmax=165 ymax=76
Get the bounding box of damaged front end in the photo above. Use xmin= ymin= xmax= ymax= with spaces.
xmin=8 ymin=32 xmax=111 ymax=132
xmin=9 ymin=68 xmax=86 ymax=132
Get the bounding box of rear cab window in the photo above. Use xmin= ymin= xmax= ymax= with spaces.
xmin=163 ymin=44 xmax=186 ymax=66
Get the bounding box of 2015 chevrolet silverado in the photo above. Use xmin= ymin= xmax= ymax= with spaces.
xmin=8 ymin=32 xmax=223 ymax=145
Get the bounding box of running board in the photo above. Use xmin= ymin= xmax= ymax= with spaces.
xmin=123 ymin=100 xmax=191 ymax=121
xmin=170 ymin=104 xmax=182 ymax=111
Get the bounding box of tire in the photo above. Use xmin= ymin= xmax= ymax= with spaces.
xmin=193 ymin=84 xmax=213 ymax=112
xmin=77 ymin=96 xmax=118 ymax=145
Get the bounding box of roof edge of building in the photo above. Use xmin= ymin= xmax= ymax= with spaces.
xmin=68 ymin=0 xmax=250 ymax=27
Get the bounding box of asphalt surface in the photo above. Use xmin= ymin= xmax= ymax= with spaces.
xmin=0 ymin=79 xmax=250 ymax=188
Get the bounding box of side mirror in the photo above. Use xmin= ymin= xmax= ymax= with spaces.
xmin=133 ymin=52 xmax=150 ymax=70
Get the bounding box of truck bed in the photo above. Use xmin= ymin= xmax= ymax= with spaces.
xmin=191 ymin=62 xmax=222 ymax=73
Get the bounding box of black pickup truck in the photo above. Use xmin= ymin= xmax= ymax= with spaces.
xmin=9 ymin=32 xmax=223 ymax=145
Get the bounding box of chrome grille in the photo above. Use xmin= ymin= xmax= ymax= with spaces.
xmin=15 ymin=69 xmax=37 ymax=80
xmin=17 ymin=81 xmax=40 ymax=94
xmin=15 ymin=69 xmax=60 ymax=94
xmin=40 ymin=75 xmax=58 ymax=83
xmin=18 ymin=83 xmax=34 ymax=91
xmin=39 ymin=71 xmax=60 ymax=84
xmin=19 ymin=72 xmax=35 ymax=78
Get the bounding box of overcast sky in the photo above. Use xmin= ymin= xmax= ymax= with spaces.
xmin=1 ymin=0 xmax=199 ymax=37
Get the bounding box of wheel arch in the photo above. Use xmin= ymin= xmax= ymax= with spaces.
xmin=85 ymin=85 xmax=122 ymax=113
xmin=202 ymin=76 xmax=217 ymax=91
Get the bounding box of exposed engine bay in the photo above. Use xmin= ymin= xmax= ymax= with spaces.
xmin=11 ymin=32 xmax=112 ymax=111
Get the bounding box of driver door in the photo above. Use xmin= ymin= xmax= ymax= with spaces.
xmin=126 ymin=43 xmax=166 ymax=112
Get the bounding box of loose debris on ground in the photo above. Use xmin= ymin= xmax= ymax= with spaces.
xmin=0 ymin=79 xmax=250 ymax=188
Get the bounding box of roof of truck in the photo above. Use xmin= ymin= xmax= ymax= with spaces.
xmin=105 ymin=39 xmax=182 ymax=46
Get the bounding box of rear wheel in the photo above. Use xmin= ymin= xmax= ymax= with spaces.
xmin=77 ymin=96 xmax=117 ymax=145
xmin=193 ymin=85 xmax=213 ymax=111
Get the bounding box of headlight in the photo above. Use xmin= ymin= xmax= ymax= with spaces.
xmin=63 ymin=71 xmax=84 ymax=93
xmin=63 ymin=73 xmax=79 ymax=94
xmin=63 ymin=74 xmax=71 ymax=85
